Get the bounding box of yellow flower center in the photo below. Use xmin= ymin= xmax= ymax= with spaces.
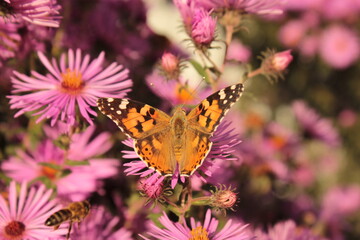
xmin=269 ymin=135 xmax=286 ymax=149
xmin=189 ymin=226 xmax=209 ymax=240
xmin=60 ymin=69 xmax=84 ymax=94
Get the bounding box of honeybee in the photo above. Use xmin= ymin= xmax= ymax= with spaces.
xmin=45 ymin=200 xmax=91 ymax=240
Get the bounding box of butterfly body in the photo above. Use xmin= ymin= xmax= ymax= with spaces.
xmin=97 ymin=83 xmax=244 ymax=176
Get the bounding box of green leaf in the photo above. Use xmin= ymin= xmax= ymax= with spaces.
xmin=65 ymin=159 xmax=90 ymax=166
xmin=188 ymin=59 xmax=211 ymax=84
xmin=60 ymin=168 xmax=72 ymax=178
xmin=38 ymin=162 xmax=62 ymax=170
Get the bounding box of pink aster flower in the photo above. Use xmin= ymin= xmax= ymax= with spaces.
xmin=292 ymin=100 xmax=340 ymax=147
xmin=1 ymin=125 xmax=120 ymax=201
xmin=318 ymin=25 xmax=360 ymax=69
xmin=70 ymin=206 xmax=133 ymax=240
xmin=141 ymin=209 xmax=250 ymax=240
xmin=123 ymin=121 xmax=241 ymax=188
xmin=8 ymin=49 xmax=132 ymax=127
xmin=4 ymin=0 xmax=62 ymax=28
xmin=191 ymin=8 xmax=217 ymax=47
xmin=0 ymin=181 xmax=67 ymax=240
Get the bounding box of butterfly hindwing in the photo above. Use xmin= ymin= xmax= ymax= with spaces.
xmin=180 ymin=129 xmax=212 ymax=175
xmin=97 ymin=98 xmax=171 ymax=139
xmin=187 ymin=83 xmax=244 ymax=134
xmin=134 ymin=131 xmax=176 ymax=176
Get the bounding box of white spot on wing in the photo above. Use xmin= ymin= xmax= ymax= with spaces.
xmin=119 ymin=99 xmax=129 ymax=109
xmin=218 ymin=89 xmax=226 ymax=99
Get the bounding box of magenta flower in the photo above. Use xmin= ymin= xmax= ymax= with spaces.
xmin=191 ymin=9 xmax=217 ymax=47
xmin=141 ymin=209 xmax=250 ymax=240
xmin=318 ymin=25 xmax=360 ymax=69
xmin=5 ymin=0 xmax=62 ymax=28
xmin=70 ymin=206 xmax=133 ymax=240
xmin=123 ymin=121 xmax=241 ymax=188
xmin=292 ymin=100 xmax=340 ymax=147
xmin=0 ymin=181 xmax=67 ymax=239
xmin=1 ymin=126 xmax=120 ymax=201
xmin=8 ymin=49 xmax=132 ymax=127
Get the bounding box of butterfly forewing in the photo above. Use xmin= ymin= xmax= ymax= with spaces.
xmin=187 ymin=83 xmax=244 ymax=134
xmin=97 ymin=98 xmax=171 ymax=139
xmin=97 ymin=83 xmax=244 ymax=177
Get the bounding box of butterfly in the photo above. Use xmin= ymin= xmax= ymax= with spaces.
xmin=97 ymin=83 xmax=244 ymax=177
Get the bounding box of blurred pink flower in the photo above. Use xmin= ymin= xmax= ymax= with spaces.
xmin=70 ymin=206 xmax=133 ymax=240
xmin=321 ymin=0 xmax=360 ymax=21
xmin=319 ymin=25 xmax=360 ymax=69
xmin=5 ymin=0 xmax=62 ymax=27
xmin=320 ymin=186 xmax=360 ymax=223
xmin=0 ymin=18 xmax=20 ymax=62
xmin=256 ymin=220 xmax=328 ymax=240
xmin=0 ymin=181 xmax=67 ymax=239
xmin=142 ymin=209 xmax=250 ymax=240
xmin=284 ymin=0 xmax=324 ymax=11
xmin=146 ymin=71 xmax=212 ymax=107
xmin=338 ymin=109 xmax=357 ymax=128
xmin=299 ymin=35 xmax=319 ymax=57
xmin=292 ymin=100 xmax=340 ymax=147
xmin=278 ymin=20 xmax=308 ymax=47
xmin=8 ymin=49 xmax=132 ymax=127
xmin=226 ymin=40 xmax=251 ymax=62
xmin=1 ymin=126 xmax=120 ymax=201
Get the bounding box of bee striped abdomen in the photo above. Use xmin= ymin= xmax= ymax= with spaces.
xmin=45 ymin=209 xmax=72 ymax=227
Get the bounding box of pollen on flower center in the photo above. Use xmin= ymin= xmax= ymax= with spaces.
xmin=5 ymin=221 xmax=26 ymax=238
xmin=176 ymin=85 xmax=194 ymax=103
xmin=189 ymin=226 xmax=209 ymax=240
xmin=41 ymin=165 xmax=58 ymax=179
xmin=60 ymin=69 xmax=84 ymax=93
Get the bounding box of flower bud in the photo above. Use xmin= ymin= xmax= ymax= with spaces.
xmin=210 ymin=185 xmax=238 ymax=211
xmin=191 ymin=9 xmax=217 ymax=47
xmin=161 ymin=52 xmax=179 ymax=73
xmin=259 ymin=49 xmax=293 ymax=81
xmin=271 ymin=50 xmax=293 ymax=71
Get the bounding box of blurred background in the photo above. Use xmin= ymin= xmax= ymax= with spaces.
xmin=0 ymin=0 xmax=360 ymax=239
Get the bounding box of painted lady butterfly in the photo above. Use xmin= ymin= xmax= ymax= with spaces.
xmin=97 ymin=83 xmax=244 ymax=176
